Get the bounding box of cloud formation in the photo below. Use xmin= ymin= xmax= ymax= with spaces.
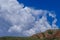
xmin=0 ymin=0 xmax=58 ymax=36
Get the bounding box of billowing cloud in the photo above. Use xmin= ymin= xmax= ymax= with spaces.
xmin=0 ymin=0 xmax=58 ymax=36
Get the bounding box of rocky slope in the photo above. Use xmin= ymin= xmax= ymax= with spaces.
xmin=32 ymin=29 xmax=60 ymax=40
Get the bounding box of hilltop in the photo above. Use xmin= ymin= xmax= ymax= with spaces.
xmin=32 ymin=29 xmax=60 ymax=40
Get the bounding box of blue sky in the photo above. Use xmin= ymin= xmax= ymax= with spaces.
xmin=0 ymin=0 xmax=60 ymax=37
xmin=18 ymin=0 xmax=60 ymax=28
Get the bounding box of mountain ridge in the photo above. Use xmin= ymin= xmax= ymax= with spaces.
xmin=32 ymin=29 xmax=60 ymax=39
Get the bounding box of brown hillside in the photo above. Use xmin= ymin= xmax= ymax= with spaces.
xmin=32 ymin=29 xmax=60 ymax=39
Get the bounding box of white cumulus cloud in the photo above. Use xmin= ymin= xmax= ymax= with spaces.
xmin=0 ymin=0 xmax=58 ymax=36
